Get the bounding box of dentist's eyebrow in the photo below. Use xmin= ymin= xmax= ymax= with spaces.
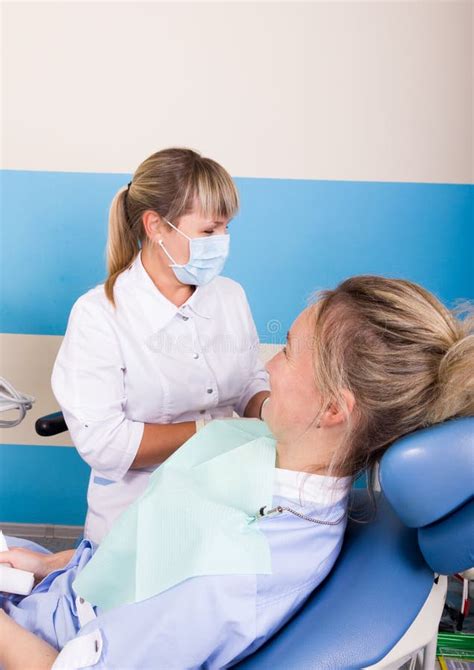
xmin=203 ymin=220 xmax=229 ymax=227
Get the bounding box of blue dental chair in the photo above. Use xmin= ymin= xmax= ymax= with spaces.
xmin=236 ymin=416 xmax=474 ymax=670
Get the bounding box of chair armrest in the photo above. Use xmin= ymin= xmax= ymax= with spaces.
xmin=35 ymin=411 xmax=68 ymax=436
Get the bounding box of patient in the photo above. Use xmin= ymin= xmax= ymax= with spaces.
xmin=0 ymin=276 xmax=472 ymax=670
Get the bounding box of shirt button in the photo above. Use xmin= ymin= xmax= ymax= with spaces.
xmin=200 ymin=409 xmax=206 ymax=414
xmin=193 ymin=353 xmax=200 ymax=359
xmin=206 ymin=388 xmax=213 ymax=394
xmin=181 ymin=315 xmax=189 ymax=321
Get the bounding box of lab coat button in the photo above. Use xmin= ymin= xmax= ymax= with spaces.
xmin=206 ymin=388 xmax=213 ymax=394
xmin=193 ymin=353 xmax=200 ymax=359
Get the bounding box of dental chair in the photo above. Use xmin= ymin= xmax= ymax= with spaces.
xmin=34 ymin=413 xmax=473 ymax=669
xmin=236 ymin=416 xmax=474 ymax=670
xmin=35 ymin=411 xmax=68 ymax=436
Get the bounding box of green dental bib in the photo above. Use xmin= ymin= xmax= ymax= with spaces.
xmin=73 ymin=419 xmax=276 ymax=611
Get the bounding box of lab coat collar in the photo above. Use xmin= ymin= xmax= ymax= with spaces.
xmin=184 ymin=285 xmax=213 ymax=320
xmin=128 ymin=251 xmax=213 ymax=322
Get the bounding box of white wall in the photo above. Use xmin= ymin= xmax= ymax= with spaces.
xmin=2 ymin=1 xmax=472 ymax=183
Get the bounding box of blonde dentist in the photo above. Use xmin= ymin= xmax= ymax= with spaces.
xmin=51 ymin=148 xmax=270 ymax=544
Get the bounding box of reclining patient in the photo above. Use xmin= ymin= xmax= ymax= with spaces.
xmin=1 ymin=276 xmax=472 ymax=670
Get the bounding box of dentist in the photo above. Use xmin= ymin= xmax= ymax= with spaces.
xmin=51 ymin=148 xmax=270 ymax=544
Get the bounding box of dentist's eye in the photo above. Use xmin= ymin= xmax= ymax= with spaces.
xmin=282 ymin=346 xmax=287 ymax=357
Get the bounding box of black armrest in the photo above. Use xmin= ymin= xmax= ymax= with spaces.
xmin=35 ymin=411 xmax=68 ymax=437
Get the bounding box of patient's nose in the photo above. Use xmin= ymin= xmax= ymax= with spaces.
xmin=265 ymin=352 xmax=278 ymax=374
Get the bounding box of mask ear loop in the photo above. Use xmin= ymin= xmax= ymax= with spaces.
xmin=158 ymin=218 xmax=191 ymax=268
xmin=163 ymin=218 xmax=192 ymax=241
xmin=158 ymin=239 xmax=180 ymax=267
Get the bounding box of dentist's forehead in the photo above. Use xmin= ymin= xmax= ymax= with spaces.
xmin=186 ymin=209 xmax=228 ymax=225
xmin=188 ymin=198 xmax=229 ymax=223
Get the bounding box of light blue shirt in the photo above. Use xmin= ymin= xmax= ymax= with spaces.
xmin=2 ymin=471 xmax=349 ymax=669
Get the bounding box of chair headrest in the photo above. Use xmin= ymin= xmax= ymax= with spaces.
xmin=418 ymin=498 xmax=474 ymax=574
xmin=380 ymin=417 xmax=474 ymax=528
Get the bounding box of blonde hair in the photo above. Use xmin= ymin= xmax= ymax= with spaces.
xmin=104 ymin=147 xmax=239 ymax=305
xmin=310 ymin=276 xmax=474 ymax=481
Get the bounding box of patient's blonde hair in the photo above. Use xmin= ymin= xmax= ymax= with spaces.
xmin=310 ymin=276 xmax=474 ymax=481
xmin=105 ymin=147 xmax=239 ymax=305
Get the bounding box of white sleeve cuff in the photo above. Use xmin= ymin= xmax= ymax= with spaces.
xmin=70 ymin=416 xmax=145 ymax=482
xmin=51 ymin=630 xmax=103 ymax=670
xmin=235 ymin=380 xmax=271 ymax=418
xmin=99 ymin=419 xmax=145 ymax=482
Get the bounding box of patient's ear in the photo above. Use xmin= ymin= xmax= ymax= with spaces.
xmin=321 ymin=389 xmax=355 ymax=428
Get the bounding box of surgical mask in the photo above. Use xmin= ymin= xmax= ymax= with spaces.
xmin=158 ymin=218 xmax=230 ymax=286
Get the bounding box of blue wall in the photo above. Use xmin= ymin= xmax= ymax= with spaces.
xmin=1 ymin=169 xmax=472 ymax=525
xmin=0 ymin=445 xmax=90 ymax=524
xmin=2 ymin=170 xmax=473 ymax=338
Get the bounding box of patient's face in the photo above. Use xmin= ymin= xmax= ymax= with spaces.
xmin=265 ymin=306 xmax=321 ymax=443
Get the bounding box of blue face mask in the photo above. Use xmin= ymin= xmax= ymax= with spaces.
xmin=158 ymin=218 xmax=230 ymax=286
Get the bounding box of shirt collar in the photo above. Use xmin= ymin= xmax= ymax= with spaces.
xmin=183 ymin=283 xmax=213 ymax=319
xmin=274 ymin=467 xmax=351 ymax=506
xmin=127 ymin=251 xmax=213 ymax=322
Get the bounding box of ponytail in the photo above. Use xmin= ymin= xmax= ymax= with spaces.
xmin=432 ymin=308 xmax=474 ymax=423
xmin=104 ymin=187 xmax=141 ymax=306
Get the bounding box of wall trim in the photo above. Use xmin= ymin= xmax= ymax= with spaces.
xmin=0 ymin=522 xmax=83 ymax=540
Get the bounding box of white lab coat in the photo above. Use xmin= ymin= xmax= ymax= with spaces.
xmin=51 ymin=251 xmax=269 ymax=543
